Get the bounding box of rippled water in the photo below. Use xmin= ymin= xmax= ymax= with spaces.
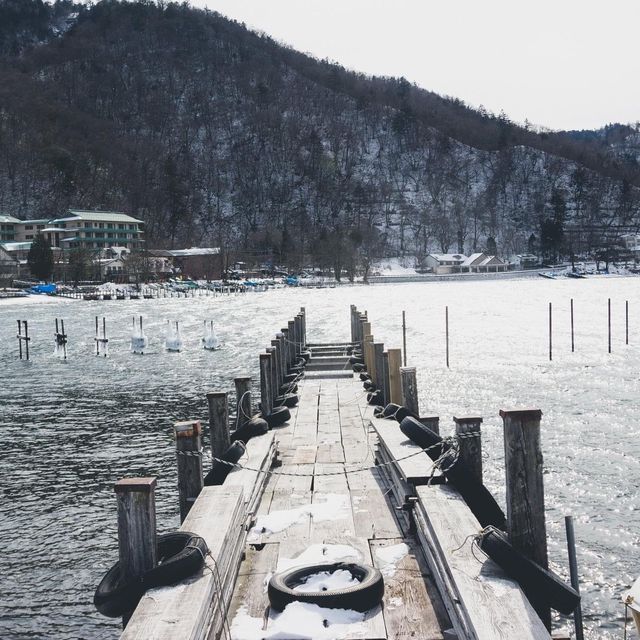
xmin=0 ymin=279 xmax=638 ymax=639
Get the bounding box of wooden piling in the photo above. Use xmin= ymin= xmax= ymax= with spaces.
xmin=267 ymin=346 xmax=278 ymax=402
xmin=373 ymin=342 xmax=385 ymax=397
xmin=549 ymin=302 xmax=553 ymax=361
xmin=287 ymin=320 xmax=296 ymax=366
xmin=270 ymin=342 xmax=282 ymax=391
xmin=277 ymin=334 xmax=287 ymax=383
xmin=114 ymin=477 xmax=157 ymax=624
xmin=207 ymin=392 xmax=230 ymax=460
xmin=500 ymin=408 xmax=550 ymax=629
xmin=570 ymin=298 xmax=574 ymax=353
xmin=175 ymin=420 xmax=203 ymax=522
xmin=445 ymin=306 xmax=449 ymax=368
xmin=608 ymin=298 xmax=612 ymax=353
xmin=382 ymin=352 xmax=391 ymax=408
xmin=400 ymin=367 xmax=419 ymax=416
xmin=364 ymin=335 xmax=375 ymax=381
xmin=626 ymin=300 xmax=629 ymax=345
xmin=259 ymin=353 xmax=272 ymax=415
xmin=387 ymin=348 xmax=402 ymax=404
xmin=300 ymin=307 xmax=306 ymax=346
xmin=453 ymin=416 xmax=483 ymax=484
xmin=234 ymin=377 xmax=252 ymax=429
xmin=402 ymin=310 xmax=407 ymax=366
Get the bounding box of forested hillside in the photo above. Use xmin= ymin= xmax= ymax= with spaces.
xmin=1 ymin=0 xmax=639 ymax=273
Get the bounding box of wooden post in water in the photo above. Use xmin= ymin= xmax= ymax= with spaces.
xmin=300 ymin=307 xmax=306 ymax=346
xmin=350 ymin=305 xmax=356 ymax=343
xmin=207 ymin=392 xmax=229 ymax=460
xmin=453 ymin=415 xmax=483 ymax=484
xmin=608 ymin=298 xmax=612 ymax=353
xmin=381 ymin=352 xmax=391 ymax=408
xmin=500 ymin=408 xmax=550 ymax=629
xmin=293 ymin=316 xmax=301 ymax=357
xmin=445 ymin=306 xmax=449 ymax=368
xmin=402 ymin=310 xmax=407 ymax=366
xmin=387 ymin=348 xmax=402 ymax=404
xmin=626 ymin=300 xmax=629 ymax=345
xmin=234 ymin=377 xmax=252 ymax=429
xmin=549 ymin=302 xmax=553 ymax=361
xmin=174 ymin=420 xmax=203 ymax=522
xmin=570 ymin=298 xmax=574 ymax=353
xmin=270 ymin=341 xmax=282 ymax=392
xmin=259 ymin=353 xmax=272 ymax=415
xmin=114 ymin=477 xmax=157 ymax=626
xmin=364 ymin=335 xmax=375 ymax=381
xmin=400 ymin=367 xmax=419 ymax=416
xmin=277 ymin=334 xmax=287 ymax=383
xmin=287 ymin=320 xmax=296 ymax=367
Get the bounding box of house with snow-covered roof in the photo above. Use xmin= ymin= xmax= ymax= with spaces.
xmin=422 ymin=253 xmax=468 ymax=274
xmin=460 ymin=252 xmax=510 ymax=273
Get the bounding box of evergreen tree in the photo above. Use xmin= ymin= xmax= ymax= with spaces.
xmin=27 ymin=234 xmax=54 ymax=280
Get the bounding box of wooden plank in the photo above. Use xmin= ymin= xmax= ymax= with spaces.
xmin=373 ymin=418 xmax=439 ymax=485
xmin=121 ymin=486 xmax=244 ymax=640
xmin=370 ymin=538 xmax=448 ymax=640
xmin=415 ymin=485 xmax=550 ymax=640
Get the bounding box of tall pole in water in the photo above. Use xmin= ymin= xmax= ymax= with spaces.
xmin=549 ymin=302 xmax=552 ymax=362
xmin=564 ymin=515 xmax=584 ymax=640
xmin=608 ymin=298 xmax=611 ymax=354
xmin=402 ymin=310 xmax=407 ymax=366
xmin=570 ymin=298 xmax=574 ymax=353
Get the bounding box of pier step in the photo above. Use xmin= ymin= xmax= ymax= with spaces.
xmin=305 ymin=356 xmax=350 ymax=371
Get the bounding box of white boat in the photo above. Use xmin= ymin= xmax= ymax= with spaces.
xmin=624 ymin=576 xmax=640 ymax=635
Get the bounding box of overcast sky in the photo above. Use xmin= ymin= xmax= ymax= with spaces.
xmin=187 ymin=0 xmax=639 ymax=131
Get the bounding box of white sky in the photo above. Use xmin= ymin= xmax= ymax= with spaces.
xmin=188 ymin=0 xmax=639 ymax=131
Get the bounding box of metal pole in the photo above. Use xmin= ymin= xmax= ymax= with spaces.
xmin=445 ymin=306 xmax=449 ymax=369
xmin=564 ymin=515 xmax=584 ymax=640
xmin=608 ymin=298 xmax=611 ymax=354
xmin=402 ymin=310 xmax=407 ymax=366
xmin=95 ymin=316 xmax=99 ymax=355
xmin=549 ymin=302 xmax=552 ymax=361
xmin=17 ymin=320 xmax=22 ymax=360
xmin=626 ymin=300 xmax=629 ymax=346
xmin=570 ymin=298 xmax=574 ymax=353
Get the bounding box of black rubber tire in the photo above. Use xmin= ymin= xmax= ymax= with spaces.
xmin=230 ymin=416 xmax=269 ymax=443
xmin=283 ymin=373 xmax=299 ymax=383
xmin=279 ymin=382 xmax=298 ymax=394
xmin=367 ymin=390 xmax=384 ymax=406
xmin=299 ymin=350 xmax=311 ymax=362
xmin=359 ymin=373 xmax=371 ymax=381
xmin=399 ymin=417 xmax=506 ymax=529
xmin=349 ymin=355 xmax=364 ymax=365
xmin=268 ymin=562 xmax=384 ymax=613
xmin=392 ymin=406 xmax=418 ymax=423
xmin=363 ymin=381 xmax=376 ymax=391
xmin=373 ymin=406 xmax=384 ymax=418
xmin=352 ymin=363 xmax=366 ymax=373
xmin=203 ymin=441 xmax=246 ymax=486
xmin=478 ymin=527 xmax=580 ymax=614
xmin=94 ymin=532 xmax=208 ymax=618
xmin=260 ymin=405 xmax=291 ymax=429
xmin=274 ymin=393 xmax=299 ymax=408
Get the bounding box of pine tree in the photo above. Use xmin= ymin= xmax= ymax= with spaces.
xmin=27 ymin=234 xmax=54 ymax=280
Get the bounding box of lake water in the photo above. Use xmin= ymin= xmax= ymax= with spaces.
xmin=0 ymin=277 xmax=638 ymax=639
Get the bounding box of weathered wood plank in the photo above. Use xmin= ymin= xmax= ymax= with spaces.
xmin=415 ymin=485 xmax=550 ymax=640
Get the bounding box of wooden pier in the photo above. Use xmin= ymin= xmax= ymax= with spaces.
xmin=113 ymin=307 xmax=557 ymax=640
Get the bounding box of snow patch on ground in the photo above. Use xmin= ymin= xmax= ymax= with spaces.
xmin=374 ymin=543 xmax=409 ymax=576
xmin=230 ymin=602 xmax=366 ymax=640
xmin=248 ymin=494 xmax=350 ymax=540
xmin=277 ymin=543 xmax=361 ymax=572
xmin=293 ymin=568 xmax=360 ymax=593
xmin=371 ymin=257 xmax=418 ymax=276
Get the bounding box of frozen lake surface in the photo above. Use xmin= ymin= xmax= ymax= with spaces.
xmin=0 ymin=277 xmax=638 ymax=638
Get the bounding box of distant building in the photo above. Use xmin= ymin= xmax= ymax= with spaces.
xmin=13 ymin=210 xmax=144 ymax=250
xmin=0 ymin=244 xmax=19 ymax=278
xmin=511 ymin=254 xmax=539 ymax=269
xmin=149 ymin=247 xmax=222 ymax=280
xmin=461 ymin=252 xmax=509 ymax=273
xmin=0 ymin=215 xmax=21 ymax=242
xmin=423 ymin=253 xmax=467 ymax=274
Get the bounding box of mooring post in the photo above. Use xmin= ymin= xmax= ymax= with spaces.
xmin=364 ymin=334 xmax=375 ymax=380
xmin=453 ymin=415 xmax=483 ymax=484
xmin=626 ymin=300 xmax=629 ymax=345
xmin=570 ymin=298 xmax=575 ymax=353
xmin=207 ymin=392 xmax=229 ymax=460
xmin=267 ymin=346 xmax=278 ymax=402
xmin=387 ymin=348 xmax=402 ymax=404
xmin=293 ymin=316 xmax=302 ymax=357
xmin=234 ymin=377 xmax=252 ymax=429
xmin=287 ymin=320 xmax=296 ymax=367
xmin=175 ymin=420 xmax=203 ymax=522
xmin=17 ymin=319 xmax=22 ymax=360
xmin=280 ymin=329 xmax=289 ymax=373
xmin=259 ymin=352 xmax=273 ymax=415
xmin=608 ymin=298 xmax=612 ymax=354
xmin=445 ymin=306 xmax=449 ymax=368
xmin=402 ymin=310 xmax=407 ymax=366
xmin=350 ymin=305 xmax=356 ymax=343
xmin=549 ymin=302 xmax=553 ymax=361
xmin=400 ymin=367 xmax=419 ymax=416
xmin=500 ymin=408 xmax=550 ymax=629
xmin=114 ymin=477 xmax=157 ymax=626
xmin=373 ymin=342 xmax=385 ymax=400
xmin=277 ymin=333 xmax=287 ymax=383
xmin=300 ymin=307 xmax=306 ymax=346
xmin=270 ymin=341 xmax=282 ymax=391
xmin=382 ymin=351 xmax=391 ymax=407
xmin=564 ymin=515 xmax=584 ymax=640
